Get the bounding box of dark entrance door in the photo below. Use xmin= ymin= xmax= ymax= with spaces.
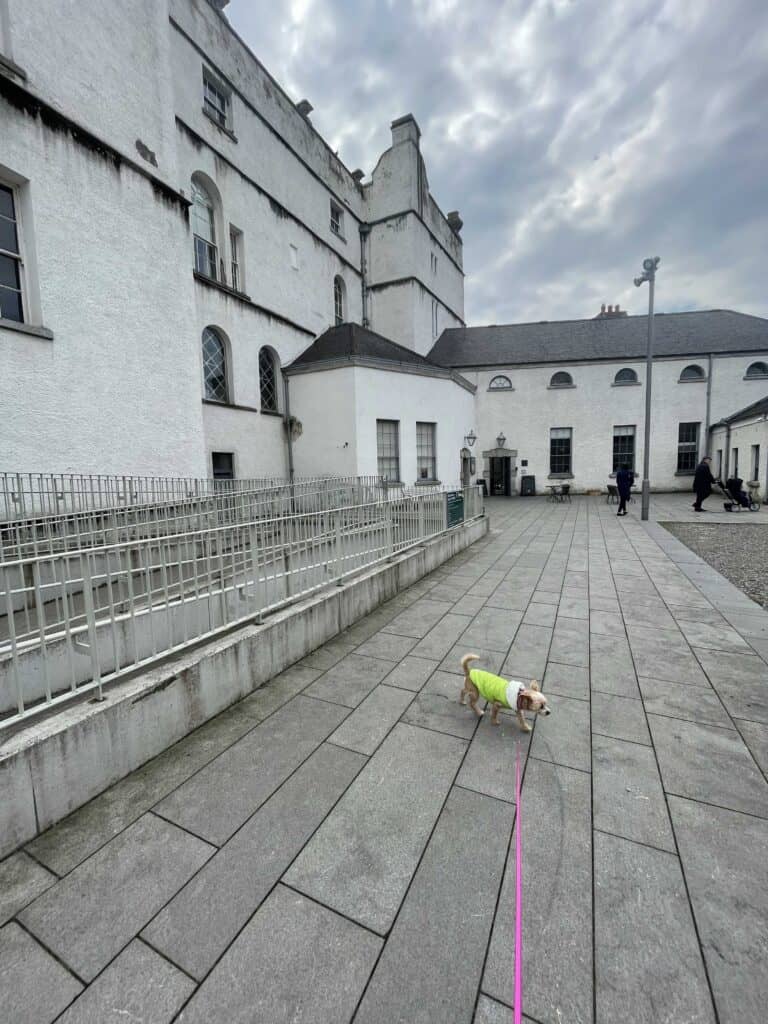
xmin=490 ymin=457 xmax=511 ymax=496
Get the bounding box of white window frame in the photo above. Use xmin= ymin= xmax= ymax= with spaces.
xmin=0 ymin=178 xmax=26 ymax=324
xmin=416 ymin=422 xmax=437 ymax=482
xmin=431 ymin=299 xmax=439 ymax=339
xmin=377 ymin=419 xmax=401 ymax=483
xmin=203 ymin=68 xmax=231 ymax=131
xmin=334 ymin=276 xmax=345 ymax=325
xmin=192 ymin=180 xmax=218 ymax=281
xmin=612 ymin=425 xmax=636 ymax=473
xmin=330 ymin=201 xmax=344 ymax=238
xmin=550 ymin=427 xmax=573 ymax=476
xmin=488 ymin=375 xmax=513 ymax=391
xmin=677 ymin=422 xmax=700 ymax=472
xmin=229 ymin=225 xmax=243 ymax=292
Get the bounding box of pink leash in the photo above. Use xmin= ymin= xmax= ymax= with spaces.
xmin=514 ymin=743 xmax=523 ymax=1023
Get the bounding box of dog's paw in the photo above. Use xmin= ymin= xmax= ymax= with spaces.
xmin=520 ymin=722 xmax=532 ymax=733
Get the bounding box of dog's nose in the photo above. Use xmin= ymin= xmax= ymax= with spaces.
xmin=543 ymin=707 xmax=551 ymax=715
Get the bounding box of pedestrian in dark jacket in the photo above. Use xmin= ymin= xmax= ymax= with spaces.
xmin=692 ymin=456 xmax=716 ymax=511
xmin=616 ymin=464 xmax=634 ymax=516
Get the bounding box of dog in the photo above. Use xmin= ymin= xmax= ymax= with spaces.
xmin=459 ymin=653 xmax=551 ymax=732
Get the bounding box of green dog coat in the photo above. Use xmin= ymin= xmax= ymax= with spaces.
xmin=469 ymin=668 xmax=524 ymax=709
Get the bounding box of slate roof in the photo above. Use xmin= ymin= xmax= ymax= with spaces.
xmin=717 ymin=394 xmax=768 ymax=425
xmin=427 ymin=310 xmax=768 ymax=368
xmin=287 ymin=323 xmax=444 ymax=371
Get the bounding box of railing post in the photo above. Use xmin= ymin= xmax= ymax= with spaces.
xmin=335 ymin=509 xmax=344 ymax=584
xmin=79 ymin=552 xmax=104 ymax=701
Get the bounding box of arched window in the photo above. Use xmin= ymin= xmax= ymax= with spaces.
xmin=745 ymin=361 xmax=768 ymax=378
xmin=550 ymin=371 xmax=574 ymax=388
xmin=192 ymin=180 xmax=218 ymax=279
xmin=488 ymin=375 xmax=513 ymax=390
xmin=680 ymin=364 xmax=705 ymax=382
xmin=202 ymin=327 xmax=229 ymax=403
xmin=259 ymin=347 xmax=280 ymax=412
xmin=614 ymin=367 xmax=638 ymax=385
xmin=333 ymin=276 xmax=345 ymax=326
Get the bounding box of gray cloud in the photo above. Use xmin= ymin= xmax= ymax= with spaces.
xmin=228 ymin=0 xmax=768 ymax=325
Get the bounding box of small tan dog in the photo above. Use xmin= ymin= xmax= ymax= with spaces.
xmin=459 ymin=653 xmax=551 ymax=731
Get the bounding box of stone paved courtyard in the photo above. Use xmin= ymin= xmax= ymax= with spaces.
xmin=2 ymin=495 xmax=768 ymax=1023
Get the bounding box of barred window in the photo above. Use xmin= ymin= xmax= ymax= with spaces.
xmin=614 ymin=368 xmax=638 ymax=384
xmin=677 ymin=422 xmax=700 ymax=472
xmin=0 ymin=183 xmax=23 ymax=323
xmin=612 ymin=425 xmax=636 ymax=473
xmin=746 ymin=361 xmax=768 ymax=378
xmin=680 ymin=364 xmax=705 ymax=382
xmin=259 ymin=347 xmax=279 ymax=412
xmin=550 ymin=371 xmax=573 ymax=388
xmin=488 ymin=375 xmax=513 ymax=390
xmin=192 ymin=181 xmax=217 ymax=280
xmin=416 ymin=422 xmax=437 ymax=481
xmin=202 ymin=327 xmax=229 ymax=403
xmin=377 ymin=419 xmax=400 ymax=482
xmin=550 ymin=427 xmax=572 ymax=475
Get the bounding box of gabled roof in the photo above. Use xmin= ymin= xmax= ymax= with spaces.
xmin=717 ymin=394 xmax=768 ymax=426
xmin=428 ymin=310 xmax=768 ymax=368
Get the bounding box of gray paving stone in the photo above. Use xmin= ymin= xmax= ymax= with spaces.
xmin=439 ymin=644 xmax=506 ymax=676
xmin=452 ymin=594 xmax=488 ymax=616
xmin=558 ymin=594 xmax=589 ymax=619
xmin=530 ymin=693 xmax=590 ymax=772
xmin=382 ymin=598 xmax=455 ymax=637
xmin=456 ymin=713 xmax=532 ymax=803
xmin=285 ymin=723 xmax=466 ymax=934
xmin=632 ymin=643 xmax=710 ymax=686
xmin=153 ymin=696 xmax=347 ymax=845
xmin=676 ymin=618 xmax=754 ymax=653
xmin=304 ymin=652 xmax=395 ymax=707
xmin=402 ymin=669 xmax=480 ymax=739
xmin=501 ymin=624 xmax=552 ymax=678
xmin=177 ymin=885 xmax=381 ymax=1024
xmin=532 ymin=589 xmax=561 ymax=605
xmin=474 ymin=994 xmax=537 ymax=1023
xmin=484 ymin=759 xmax=592 ymax=1022
xmin=735 ymin=718 xmax=768 ymax=774
xmin=354 ymin=631 xmax=420 ymax=662
xmin=549 ymin=617 xmax=590 ymax=667
xmin=593 ymin=734 xmax=675 ymax=852
xmin=143 ymin=742 xmax=365 ymax=980
xmin=625 ymin=622 xmax=689 ymax=649
xmin=588 ymin=595 xmax=621 ymax=613
xmin=694 ymin=648 xmax=768 ymax=723
xmin=410 ymin=612 xmax=474 ymax=659
xmin=621 ymin=599 xmax=678 ymax=630
xmin=56 ymin=939 xmax=193 ymax=1024
xmin=589 ymin=609 xmax=626 ymax=636
xmin=355 ymin=787 xmax=513 ymax=1024
xmin=0 ymin=922 xmax=82 ymax=1023
xmin=298 ymin=636 xmax=357 ymax=669
xmin=0 ymin=852 xmax=56 ymax=926
xmin=594 ymin=831 xmax=716 ymax=1023
xmin=329 ymin=684 xmax=414 ymax=755
xmin=722 ymin=610 xmax=768 ymax=639
xmin=669 ymin=795 xmax=768 ymax=1024
xmin=380 ymin=654 xmax=438 ymax=691
xmin=543 ymin=661 xmax=590 ymax=700
xmin=19 ymin=814 xmax=213 ymax=983
xmin=638 ymin=676 xmax=733 ymax=728
xmin=459 ymin=606 xmax=522 ymax=652
xmin=522 ymin=601 xmax=558 ymax=626
xmin=649 ymin=715 xmax=768 ymax=817
xmin=592 ymin=692 xmax=651 ymax=744
xmin=485 ymin=588 xmax=535 ymax=611
xmin=590 ymin=632 xmax=640 ymax=697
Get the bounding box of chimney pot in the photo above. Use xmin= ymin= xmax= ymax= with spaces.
xmin=615 ymin=303 xmax=620 ymax=312
xmin=297 ymin=99 xmax=314 ymax=118
xmin=447 ymin=210 xmax=463 ymax=234
xmin=600 ymin=303 xmax=606 ymax=313
xmin=351 ymin=169 xmax=365 ymax=182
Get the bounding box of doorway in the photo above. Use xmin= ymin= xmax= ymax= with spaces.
xmin=490 ymin=456 xmax=512 ymax=496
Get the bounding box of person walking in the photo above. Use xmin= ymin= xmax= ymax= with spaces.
xmin=616 ymin=463 xmax=634 ymax=516
xmin=692 ymin=455 xmax=716 ymax=512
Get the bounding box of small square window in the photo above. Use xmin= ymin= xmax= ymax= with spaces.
xmin=330 ymin=201 xmax=344 ymax=237
xmin=212 ymin=451 xmax=234 ymax=480
xmin=203 ymin=69 xmax=231 ymax=130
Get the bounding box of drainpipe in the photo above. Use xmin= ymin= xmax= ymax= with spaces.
xmin=724 ymin=421 xmax=732 ymax=479
xmin=704 ymin=353 xmax=713 ymax=452
xmin=359 ymin=224 xmax=370 ymax=327
xmin=283 ymin=374 xmax=295 ymax=483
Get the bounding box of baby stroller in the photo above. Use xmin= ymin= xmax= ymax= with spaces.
xmin=719 ymin=477 xmax=760 ymax=512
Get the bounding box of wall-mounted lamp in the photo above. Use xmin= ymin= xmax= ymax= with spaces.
xmin=496 ymin=432 xmax=506 ymax=448
xmin=464 ymin=430 xmax=477 ymax=448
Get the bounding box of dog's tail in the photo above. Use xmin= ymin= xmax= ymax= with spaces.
xmin=461 ymin=653 xmax=481 ymax=676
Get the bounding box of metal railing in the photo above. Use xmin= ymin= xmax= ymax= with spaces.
xmin=1 ymin=485 xmax=483 ymax=727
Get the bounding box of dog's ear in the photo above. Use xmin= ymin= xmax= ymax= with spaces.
xmin=529 ymin=679 xmax=540 ymax=692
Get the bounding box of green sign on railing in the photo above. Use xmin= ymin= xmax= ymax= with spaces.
xmin=446 ymin=491 xmax=464 ymax=528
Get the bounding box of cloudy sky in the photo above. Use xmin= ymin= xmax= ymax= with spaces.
xmin=228 ymin=0 xmax=768 ymax=327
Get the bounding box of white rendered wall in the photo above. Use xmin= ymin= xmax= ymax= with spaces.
xmin=710 ymin=417 xmax=768 ymax=500
xmin=287 ymin=368 xmax=359 ymax=478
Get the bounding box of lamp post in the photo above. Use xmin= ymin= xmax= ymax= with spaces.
xmin=464 ymin=430 xmax=477 ymax=448
xmin=634 ymin=257 xmax=660 ymax=521
xmin=496 ymin=432 xmax=506 ymax=449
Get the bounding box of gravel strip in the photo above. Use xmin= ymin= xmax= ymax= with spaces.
xmin=662 ymin=522 xmax=768 ymax=609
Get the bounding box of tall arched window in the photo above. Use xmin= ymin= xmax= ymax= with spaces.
xmin=333 ymin=276 xmax=345 ymax=325
xmin=550 ymin=371 xmax=574 ymax=388
xmin=614 ymin=367 xmax=638 ymax=385
xmin=746 ymin=361 xmax=768 ymax=378
xmin=192 ymin=180 xmax=217 ymax=279
xmin=488 ymin=375 xmax=513 ymax=390
xmin=202 ymin=327 xmax=229 ymax=403
xmin=680 ymin=364 xmax=705 ymax=382
xmin=259 ymin=347 xmax=280 ymax=412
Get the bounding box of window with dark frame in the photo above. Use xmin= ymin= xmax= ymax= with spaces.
xmin=377 ymin=419 xmax=400 ymax=482
xmin=489 ymin=375 xmax=513 ymax=390
xmin=192 ymin=181 xmax=217 ymax=280
xmin=733 ymin=447 xmax=739 ymax=478
xmin=550 ymin=427 xmax=572 ymax=475
xmin=203 ymin=71 xmax=229 ymax=129
xmin=716 ymin=449 xmax=723 ymax=478
xmin=0 ymin=183 xmax=24 ymax=323
xmin=212 ymin=452 xmax=234 ymax=481
xmin=259 ymin=347 xmax=279 ymax=412
xmin=746 ymin=362 xmax=768 ymax=378
xmin=751 ymin=444 xmax=760 ymax=482
xmin=680 ymin=364 xmax=705 ymax=382
xmin=677 ymin=422 xmax=700 ymax=472
xmin=550 ymin=371 xmax=573 ymax=388
xmin=614 ymin=367 xmax=638 ymax=384
xmin=612 ymin=425 xmax=636 ymax=473
xmin=202 ymin=327 xmax=229 ymax=403
xmin=416 ymin=422 xmax=437 ymax=481
xmin=330 ymin=201 xmax=343 ymax=237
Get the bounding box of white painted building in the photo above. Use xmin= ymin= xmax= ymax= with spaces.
xmin=710 ymin=393 xmax=768 ymax=502
xmin=2 ymin=0 xmax=767 ymax=498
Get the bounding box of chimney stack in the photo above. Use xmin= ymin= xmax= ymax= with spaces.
xmin=351 ymin=169 xmax=365 ymax=183
xmin=447 ymin=210 xmax=463 ymax=235
xmin=296 ymin=99 xmax=313 ymax=119
xmin=595 ymin=303 xmax=628 ymax=319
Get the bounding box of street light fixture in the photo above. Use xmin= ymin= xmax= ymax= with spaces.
xmin=634 ymin=256 xmax=660 ymax=521
xmin=464 ymin=430 xmax=477 ymax=448
xmin=496 ymin=432 xmax=506 ymax=449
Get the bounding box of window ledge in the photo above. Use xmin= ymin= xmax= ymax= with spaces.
xmin=0 ymin=52 xmax=27 ymax=80
xmin=744 ymin=375 xmax=768 ymax=381
xmin=548 ymin=473 xmax=574 ymax=479
xmin=414 ymin=479 xmax=441 ymax=486
xmin=612 ymin=381 xmax=641 ymax=387
xmin=0 ymin=318 xmax=53 ymax=340
xmin=260 ymin=408 xmax=283 ymax=418
xmin=193 ymin=270 xmax=251 ymax=302
xmin=487 ymin=387 xmax=515 ymax=393
xmin=678 ymin=377 xmax=707 ymax=384
xmin=202 ymin=106 xmax=238 ymax=142
xmin=547 ymin=384 xmax=576 ymax=390
xmin=674 ymin=470 xmax=696 ymax=476
xmin=202 ymin=398 xmax=259 ymax=413
xmin=330 ymin=229 xmax=347 ymax=244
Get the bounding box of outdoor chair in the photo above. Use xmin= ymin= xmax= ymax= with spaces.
xmin=560 ymin=484 xmax=571 ymax=503
xmin=606 ymin=484 xmax=618 ymax=504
